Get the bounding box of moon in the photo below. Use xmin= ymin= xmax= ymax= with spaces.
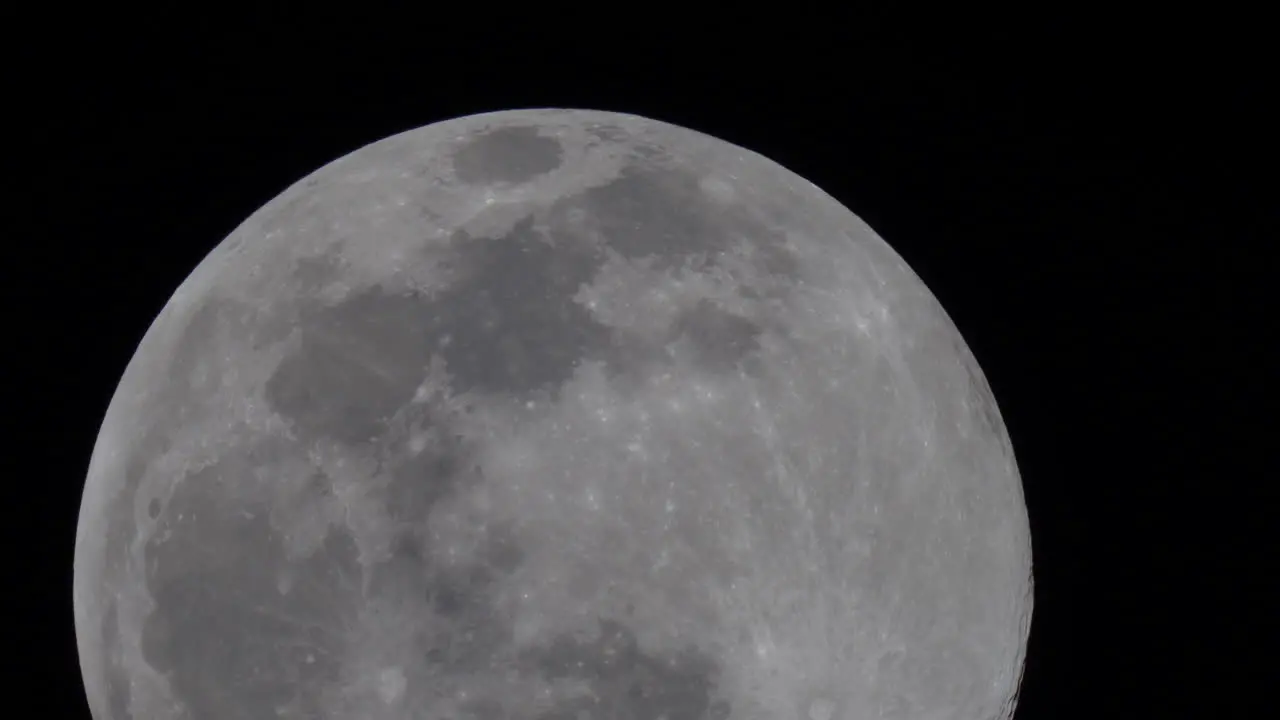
xmin=74 ymin=109 xmax=1033 ymax=720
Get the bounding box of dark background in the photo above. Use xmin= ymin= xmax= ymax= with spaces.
xmin=13 ymin=17 xmax=1268 ymax=720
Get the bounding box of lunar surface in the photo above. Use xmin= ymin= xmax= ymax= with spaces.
xmin=74 ymin=109 xmax=1033 ymax=720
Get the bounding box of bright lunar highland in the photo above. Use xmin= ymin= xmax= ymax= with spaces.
xmin=74 ymin=109 xmax=1033 ymax=720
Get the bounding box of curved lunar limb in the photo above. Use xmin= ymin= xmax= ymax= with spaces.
xmin=74 ymin=109 xmax=1033 ymax=720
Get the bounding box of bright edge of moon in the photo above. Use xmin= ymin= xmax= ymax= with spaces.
xmin=74 ymin=108 xmax=1033 ymax=720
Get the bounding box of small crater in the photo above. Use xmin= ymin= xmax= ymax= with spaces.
xmin=453 ymin=126 xmax=564 ymax=185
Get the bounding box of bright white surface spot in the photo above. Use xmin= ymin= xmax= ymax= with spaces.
xmin=377 ymin=666 xmax=406 ymax=704
xmin=700 ymin=176 xmax=736 ymax=203
xmin=408 ymin=431 xmax=428 ymax=455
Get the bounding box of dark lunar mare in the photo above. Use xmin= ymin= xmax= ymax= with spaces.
xmin=452 ymin=126 xmax=565 ymax=185
xmin=93 ymin=297 xmax=253 ymax=719
xmin=78 ymin=112 xmax=1033 ymax=720
xmin=550 ymin=163 xmax=793 ymax=277
xmin=520 ymin=619 xmax=731 ymax=720
xmin=265 ymin=156 xmax=788 ymax=437
xmin=136 ymin=137 xmax=797 ymax=719
xmin=264 ymin=215 xmax=611 ymax=434
xmin=669 ymin=298 xmax=766 ymax=374
xmin=141 ymin=455 xmax=362 ymax=720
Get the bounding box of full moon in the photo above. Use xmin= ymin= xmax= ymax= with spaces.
xmin=74 ymin=109 xmax=1032 ymax=720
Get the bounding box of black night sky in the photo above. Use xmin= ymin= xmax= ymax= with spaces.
xmin=14 ymin=16 xmax=1267 ymax=720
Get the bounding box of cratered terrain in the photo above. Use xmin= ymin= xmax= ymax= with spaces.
xmin=74 ymin=109 xmax=1033 ymax=720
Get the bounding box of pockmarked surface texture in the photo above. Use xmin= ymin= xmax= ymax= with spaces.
xmin=74 ymin=109 xmax=1033 ymax=720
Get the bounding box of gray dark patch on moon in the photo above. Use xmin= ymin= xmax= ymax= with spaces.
xmin=427 ymin=217 xmax=611 ymax=398
xmin=361 ymin=534 xmax=516 ymax=675
xmin=452 ymin=126 xmax=564 ymax=185
xmin=264 ymin=286 xmax=442 ymax=445
xmin=291 ymin=251 xmax=345 ymax=295
xmin=422 ymin=566 xmax=513 ymax=672
xmin=588 ymin=296 xmax=769 ymax=388
xmin=521 ymin=618 xmax=729 ymax=720
xmin=561 ymin=166 xmax=725 ymax=268
xmin=668 ymin=298 xmax=765 ymax=373
xmin=381 ymin=420 xmax=474 ymax=526
xmin=555 ymin=164 xmax=792 ymax=275
xmin=265 ymin=214 xmax=613 ymax=444
xmin=747 ymin=239 xmax=803 ymax=290
xmin=141 ymin=457 xmax=360 ymax=720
